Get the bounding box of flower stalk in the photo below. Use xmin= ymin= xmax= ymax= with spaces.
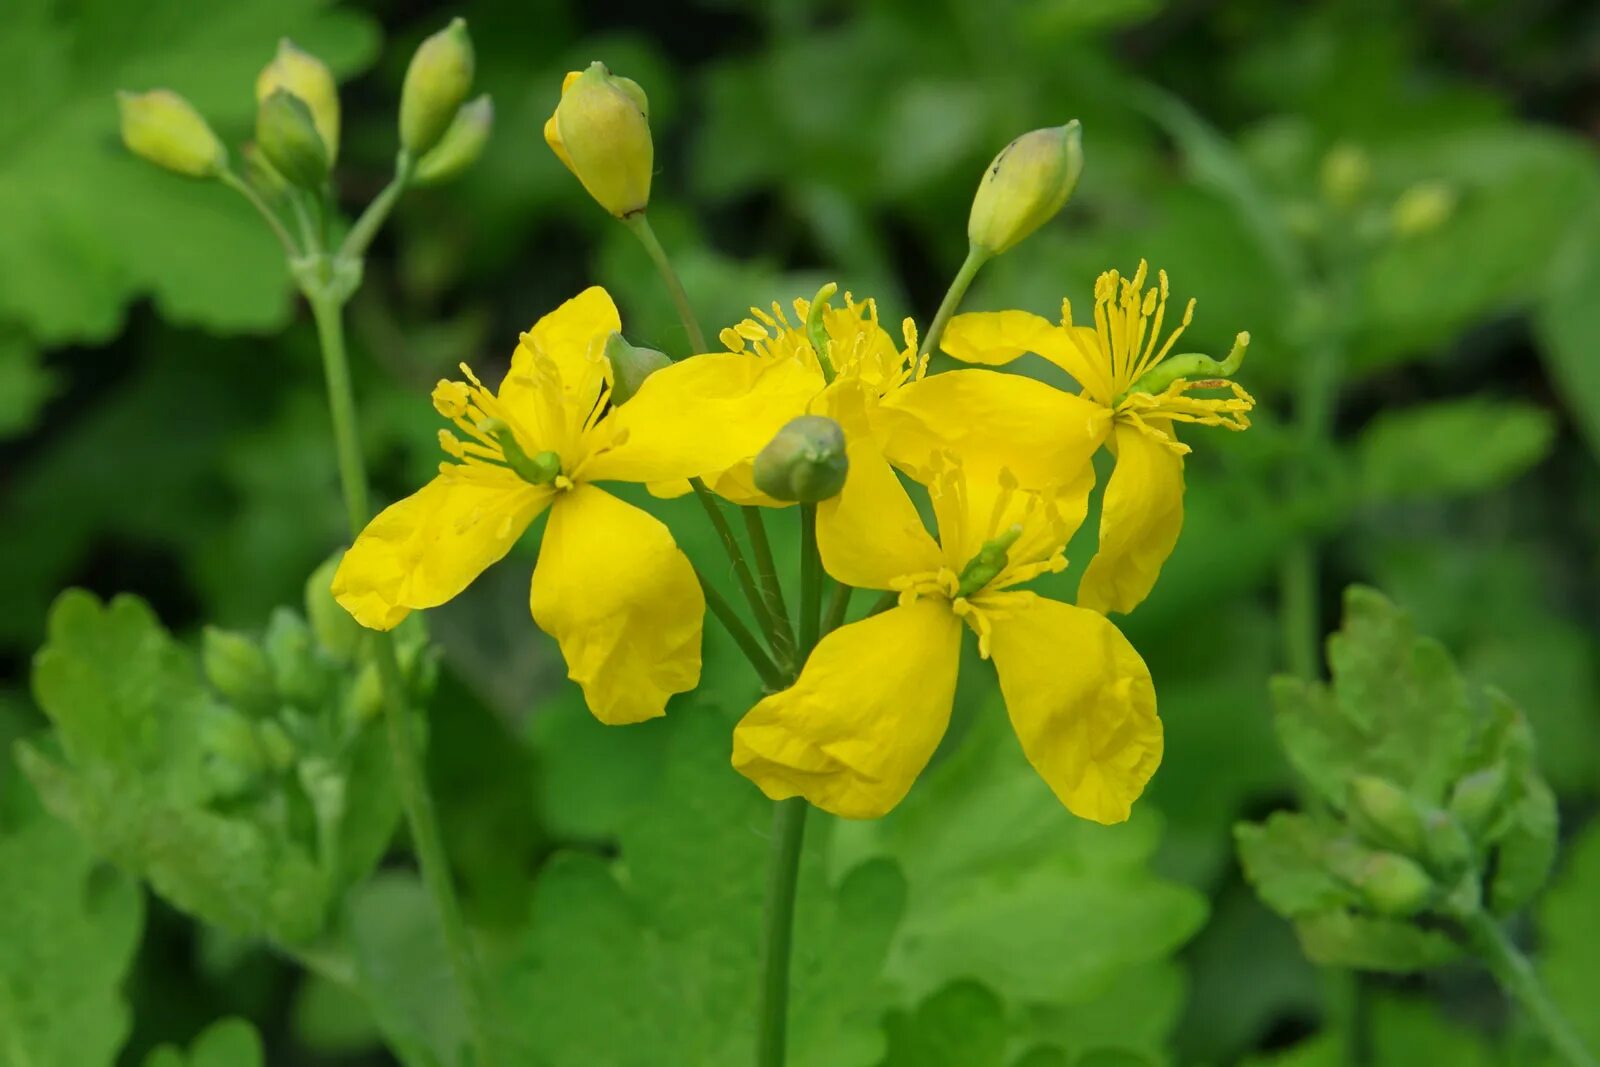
xmin=1462 ymin=909 xmax=1598 ymax=1067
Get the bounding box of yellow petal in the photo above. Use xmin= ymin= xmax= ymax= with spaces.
xmin=732 ymin=599 xmax=962 ymax=818
xmin=581 ymin=352 xmax=819 ymax=484
xmin=332 ymin=467 xmax=551 ymax=631
xmin=877 ymin=368 xmax=1111 ymax=488
xmin=707 ymin=461 xmax=793 ymax=508
xmin=1077 ymin=419 xmax=1185 ymax=615
xmin=530 ymin=484 xmax=702 ymax=724
xmin=817 ymin=439 xmax=942 ymax=589
xmin=985 ymin=591 xmax=1161 ymax=824
xmin=940 ymin=310 xmax=1058 ymax=365
xmin=505 ymin=286 xmax=620 ymax=410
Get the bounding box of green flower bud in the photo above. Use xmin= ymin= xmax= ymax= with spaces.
xmin=400 ymin=18 xmax=475 ymax=156
xmin=256 ymin=720 xmax=297 ymax=774
xmin=1346 ymin=775 xmax=1425 ymax=855
xmin=603 ymin=331 xmax=672 ymax=404
xmin=263 ymin=607 xmax=322 ymax=707
xmin=256 ymin=89 xmax=328 ymax=190
xmin=116 ymin=90 xmax=227 ymax=178
xmin=1354 ymin=851 xmax=1434 ymax=917
xmin=306 ymin=553 xmax=363 ymax=663
xmin=752 ymin=416 xmax=849 ymax=503
xmin=344 ymin=662 xmax=384 ymax=729
xmin=256 ymin=39 xmax=340 ymax=163
xmin=202 ymin=627 xmax=274 ymax=710
xmin=201 ymin=711 xmax=266 ymax=798
xmin=1320 ymin=142 xmax=1370 ymax=206
xmin=967 ymin=121 xmax=1083 ymax=256
xmin=414 ymin=94 xmax=493 ymax=186
xmin=241 ymin=142 xmax=289 ymax=198
xmin=1448 ymin=766 xmax=1509 ymax=837
xmin=1391 ymin=181 xmax=1456 ymax=238
xmin=1421 ymin=808 xmax=1475 ymax=876
xmin=544 ymin=62 xmax=653 ymax=218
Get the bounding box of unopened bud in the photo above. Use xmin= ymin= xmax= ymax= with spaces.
xmin=202 ymin=627 xmax=274 ymax=711
xmin=753 ymin=416 xmax=849 ymax=503
xmin=1355 ymin=851 xmax=1434 ymax=917
xmin=344 ymin=662 xmax=384 ymax=728
xmin=400 ymin=18 xmax=475 ymax=156
xmin=256 ymin=39 xmax=340 ymax=163
xmin=1449 ymin=766 xmax=1509 ymax=837
xmin=1346 ymin=775 xmax=1424 ymax=855
xmin=603 ymin=332 xmax=671 ymax=404
xmin=117 ymin=90 xmax=227 ymax=179
xmin=544 ymin=62 xmax=653 ymax=218
xmin=967 ymin=121 xmax=1083 ymax=256
xmin=1422 ymin=809 xmax=1475 ymax=876
xmin=1391 ymin=181 xmax=1456 ymax=237
xmin=1320 ymin=143 xmax=1370 ymax=206
xmin=306 ymin=554 xmax=363 ymax=663
xmin=256 ymin=89 xmax=329 ymax=189
xmin=414 ymin=95 xmax=493 ymax=186
xmin=257 ymin=720 xmax=296 ymax=774
xmin=242 ymin=143 xmax=289 ymax=197
xmin=201 ymin=712 xmax=267 ymax=797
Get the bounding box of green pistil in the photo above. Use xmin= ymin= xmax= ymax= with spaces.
xmin=1119 ymin=331 xmax=1251 ymax=403
xmin=956 ymin=524 xmax=1023 ymax=598
xmin=478 ymin=417 xmax=561 ymax=485
xmin=806 ymin=282 xmax=839 ymax=384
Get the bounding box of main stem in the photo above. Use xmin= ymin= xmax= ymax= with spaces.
xmin=625 ymin=212 xmax=708 ymax=354
xmin=918 ymin=243 xmax=989 ymax=359
xmin=757 ymin=797 xmax=808 ymax=1067
xmin=306 ymin=292 xmax=494 ymax=1067
xmin=1464 ymin=910 xmax=1598 ymax=1067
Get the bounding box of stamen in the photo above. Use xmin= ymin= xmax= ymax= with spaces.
xmin=719 ymin=327 xmax=746 ymax=352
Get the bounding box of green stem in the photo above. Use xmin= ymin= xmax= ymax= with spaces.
xmin=341 ymin=151 xmax=414 ymax=262
xmin=798 ymin=504 xmax=821 ymax=657
xmin=756 ymin=797 xmax=809 ymax=1067
xmin=305 ymin=291 xmax=495 ymax=1067
xmin=821 ymin=581 xmax=853 ymax=636
xmin=1464 ymin=910 xmax=1598 ymax=1067
xmin=691 ymin=480 xmax=783 ymax=652
xmin=697 ymin=567 xmax=786 ymax=692
xmin=624 ymin=212 xmax=709 ymax=354
xmin=220 ymin=169 xmax=299 ymax=258
xmin=743 ymin=507 xmax=796 ymax=668
xmin=918 ymin=242 xmax=990 ymax=359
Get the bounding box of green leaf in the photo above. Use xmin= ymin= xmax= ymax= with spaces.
xmin=0 ymin=768 xmax=144 ymax=1067
xmin=0 ymin=331 xmax=56 ymax=439
xmin=139 ymin=1018 xmax=264 ymax=1067
xmin=1291 ymin=910 xmax=1461 ymax=973
xmin=1235 ymin=812 xmax=1358 ymax=918
xmin=1539 ymin=817 xmax=1600 ymax=1057
xmin=0 ymin=0 xmax=379 ymax=343
xmin=876 ymin=981 xmax=1009 ymax=1067
xmin=1353 ymin=398 xmax=1555 ymax=503
xmin=1535 ymin=196 xmax=1600 ymax=460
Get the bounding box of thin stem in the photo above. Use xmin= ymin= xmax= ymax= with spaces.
xmin=305 ymin=291 xmax=494 ymax=1067
xmin=220 ymin=169 xmax=298 ymax=258
xmin=691 ymin=479 xmax=782 ymax=652
xmin=756 ymin=797 xmax=808 ymax=1067
xmin=743 ymin=507 xmax=796 ymax=668
xmin=1464 ymin=910 xmax=1598 ymax=1067
xmin=341 ymin=152 xmax=414 ymax=262
xmin=624 ymin=212 xmax=709 ymax=354
xmin=918 ymin=242 xmax=990 ymax=360
xmin=821 ymin=581 xmax=853 ymax=637
xmin=697 ymin=566 xmax=785 ymax=692
xmin=798 ymin=504 xmax=822 ymax=657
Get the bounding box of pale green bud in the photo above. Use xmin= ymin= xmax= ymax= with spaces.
xmin=305 ymin=553 xmax=363 ymax=663
xmin=753 ymin=416 xmax=849 ymax=503
xmin=201 ymin=712 xmax=267 ymax=797
xmin=1422 ymin=809 xmax=1475 ymax=876
xmin=1320 ymin=142 xmax=1370 ymax=206
xmin=256 ymin=720 xmax=297 ymax=774
xmin=202 ymin=627 xmax=274 ymax=710
xmin=1346 ymin=775 xmax=1425 ymax=855
xmin=414 ymin=94 xmax=493 ymax=186
xmin=967 ymin=121 xmax=1083 ymax=256
xmin=1355 ymin=851 xmax=1434 ymax=917
xmin=603 ymin=331 xmax=672 ymax=404
xmin=256 ymin=89 xmax=328 ymax=190
xmin=544 ymin=62 xmax=653 ymax=218
xmin=116 ymin=90 xmax=227 ymax=179
xmin=256 ymin=39 xmax=340 ymax=163
xmin=1448 ymin=766 xmax=1509 ymax=837
xmin=400 ymin=18 xmax=475 ymax=155
xmin=1391 ymin=181 xmax=1456 ymax=237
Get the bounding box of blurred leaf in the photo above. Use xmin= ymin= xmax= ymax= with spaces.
xmin=1235 ymin=812 xmax=1357 ymax=916
xmin=1354 ymin=398 xmax=1555 ymax=503
xmin=290 ymin=971 xmax=381 ymax=1058
xmin=139 ymin=1018 xmax=264 ymax=1067
xmin=1539 ymin=817 xmax=1600 ymax=1057
xmin=1291 ymin=910 xmax=1461 ymax=972
xmin=0 ymin=767 xmax=144 ymax=1067
xmin=876 ymin=981 xmax=1010 ymax=1067
xmin=0 ymin=332 xmax=56 ymax=438
xmin=1536 ymin=197 xmax=1600 ymax=460
xmin=0 ymin=0 xmax=378 ymax=343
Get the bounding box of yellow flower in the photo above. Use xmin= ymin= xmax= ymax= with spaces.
xmin=879 ymin=260 xmax=1253 ymax=615
xmin=732 ymin=450 xmax=1161 ymax=823
xmin=332 ymin=287 xmax=814 ymax=724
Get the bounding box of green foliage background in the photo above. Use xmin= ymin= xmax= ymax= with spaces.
xmin=1 ymin=0 xmax=1597 ymax=1064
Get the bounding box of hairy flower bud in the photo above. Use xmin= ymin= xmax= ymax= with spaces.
xmin=414 ymin=94 xmax=493 ymax=186
xmin=753 ymin=416 xmax=849 ymax=503
xmin=400 ymin=17 xmax=475 ymax=156
xmin=202 ymin=627 xmax=274 ymax=711
xmin=603 ymin=332 xmax=671 ymax=405
xmin=967 ymin=121 xmax=1083 ymax=256
xmin=256 ymin=89 xmax=329 ymax=190
xmin=1346 ymin=775 xmax=1424 ymax=855
xmin=1355 ymin=851 xmax=1434 ymax=917
xmin=544 ymin=62 xmax=653 ymax=218
xmin=1448 ymin=765 xmax=1509 ymax=837
xmin=117 ymin=90 xmax=227 ymax=178
xmin=256 ymin=39 xmax=340 ymax=164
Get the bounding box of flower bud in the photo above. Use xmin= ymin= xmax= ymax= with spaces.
xmin=116 ymin=90 xmax=227 ymax=179
xmin=202 ymin=627 xmax=274 ymax=710
xmin=967 ymin=121 xmax=1083 ymax=256
xmin=256 ymin=39 xmax=340 ymax=163
xmin=1354 ymin=852 xmax=1434 ymax=917
xmin=1448 ymin=765 xmax=1509 ymax=837
xmin=256 ymin=88 xmax=329 ymax=190
xmin=1346 ymin=775 xmax=1424 ymax=855
xmin=603 ymin=332 xmax=672 ymax=405
xmin=201 ymin=712 xmax=267 ymax=798
xmin=414 ymin=95 xmax=493 ymax=186
xmin=400 ymin=18 xmax=475 ymax=156
xmin=1320 ymin=142 xmax=1370 ymax=206
xmin=1391 ymin=181 xmax=1456 ymax=238
xmin=256 ymin=720 xmax=297 ymax=774
xmin=752 ymin=416 xmax=849 ymax=503
xmin=1422 ymin=808 xmax=1475 ymax=876
xmin=544 ymin=62 xmax=653 ymax=218
xmin=306 ymin=553 xmax=363 ymax=663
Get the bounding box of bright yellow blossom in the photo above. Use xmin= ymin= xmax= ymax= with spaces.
xmin=332 ymin=287 xmax=814 ymax=724
xmin=879 ymin=260 xmax=1253 ymax=615
xmin=732 ymin=448 xmax=1161 ymax=823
